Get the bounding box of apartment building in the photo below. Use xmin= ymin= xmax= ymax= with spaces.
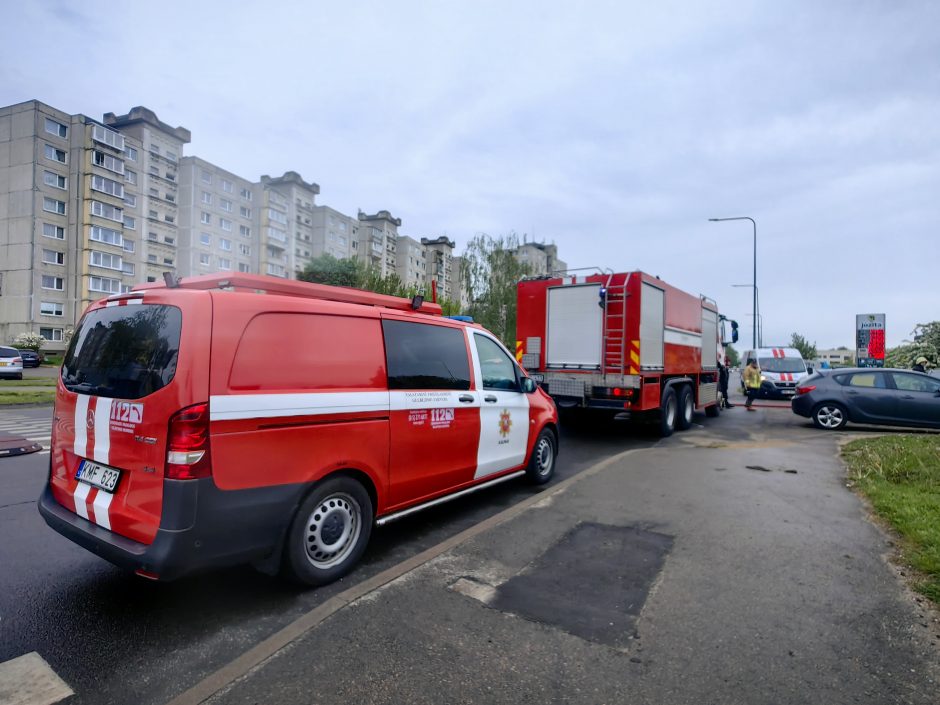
xmin=395 ymin=235 xmax=427 ymax=289
xmin=179 ymin=156 xmax=256 ymax=276
xmin=256 ymin=172 xmax=320 ymax=278
xmin=103 ymin=107 xmax=190 ymax=285
xmin=310 ymin=205 xmax=358 ymax=260
xmin=421 ymin=236 xmax=456 ymax=301
xmin=514 ymin=241 xmax=567 ymax=276
xmin=357 ymin=210 xmax=400 ymax=278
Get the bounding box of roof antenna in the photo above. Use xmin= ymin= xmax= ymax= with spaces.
xmin=163 ymin=271 xmax=181 ymax=288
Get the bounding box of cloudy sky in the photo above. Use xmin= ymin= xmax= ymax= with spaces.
xmin=2 ymin=1 xmax=938 ymax=349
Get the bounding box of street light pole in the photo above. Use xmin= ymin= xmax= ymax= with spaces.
xmin=709 ymin=216 xmax=757 ymax=348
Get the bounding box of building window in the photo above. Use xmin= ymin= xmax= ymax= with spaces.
xmin=201 ymin=191 xmax=212 ymax=205
xmin=239 ymin=244 xmax=250 ymax=256
xmin=41 ymin=275 xmax=64 ymax=290
xmin=89 ymin=225 xmax=123 ymax=247
xmin=199 ymin=253 xmax=211 ymax=266
xmin=91 ymin=174 xmax=124 ymax=198
xmin=267 ymin=208 xmax=288 ymax=225
xmin=200 ymin=232 xmax=211 ymax=246
xmin=123 ymin=215 xmax=136 ymax=229
xmin=45 ymin=117 xmax=68 ymax=138
xmin=238 ymin=262 xmax=250 ymax=273
xmin=164 ymin=236 xmax=175 ymax=245
xmin=148 ymin=254 xmax=157 ymax=263
xmin=222 ymin=179 xmax=234 ymax=193
xmin=93 ymin=150 xmax=125 ymax=174
xmin=220 ymin=198 xmax=232 ymax=212
xmin=125 ymin=146 xmax=138 ymax=162
xmin=220 ymin=218 xmax=232 ymax=231
xmin=91 ymin=200 xmax=123 ymax=222
xmin=39 ymin=327 xmax=64 ymax=342
xmin=239 ymin=206 xmax=251 ymax=218
xmin=219 ymin=257 xmax=231 ymax=270
xmin=220 ymin=238 xmax=232 ymax=251
xmin=124 ymin=194 xmax=137 ymax=207
xmin=42 ymin=223 xmax=65 ymax=240
xmin=166 ymin=150 xmax=177 ymax=162
xmin=201 ymin=170 xmax=212 ymax=184
xmin=122 ymin=239 xmax=135 ymax=253
xmin=92 ymin=124 xmax=124 ymax=151
xmin=150 ymin=144 xmax=160 ymax=155
xmin=163 ymin=257 xmax=174 ymax=265
xmin=43 ymin=170 xmax=67 ymax=189
xmin=239 ymin=225 xmax=251 ymax=238
xmin=122 ymin=262 xmax=135 ymax=275
xmin=124 ymin=169 xmax=137 ymax=185
xmin=42 ymin=249 xmax=64 ymax=265
xmin=88 ymin=275 xmax=121 ymax=293
xmin=89 ymin=250 xmax=123 ymax=270
xmin=200 ymin=212 xmax=211 ymax=225
xmin=43 ymin=197 xmax=66 ymax=215
xmin=40 ymin=301 xmax=64 ymax=316
xmin=240 ymin=188 xmax=252 ymax=200
xmin=44 ymin=144 xmax=67 ymax=163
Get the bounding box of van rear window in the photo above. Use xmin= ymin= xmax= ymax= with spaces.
xmin=62 ymin=304 xmax=182 ymax=399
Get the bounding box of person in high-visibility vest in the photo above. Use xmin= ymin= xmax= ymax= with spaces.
xmin=743 ymin=358 xmax=761 ymax=411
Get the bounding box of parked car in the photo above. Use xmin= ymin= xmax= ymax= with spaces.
xmin=791 ymin=368 xmax=940 ymax=430
xmin=17 ymin=349 xmax=43 ymax=368
xmin=0 ymin=346 xmax=24 ymax=380
xmin=39 ymin=274 xmax=559 ymax=587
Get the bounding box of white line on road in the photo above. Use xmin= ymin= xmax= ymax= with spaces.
xmin=0 ymin=652 xmax=73 ymax=705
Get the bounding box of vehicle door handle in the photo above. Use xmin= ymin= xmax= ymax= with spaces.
xmin=484 ymin=395 xmax=498 ymax=403
xmin=458 ymin=395 xmax=475 ymax=403
xmin=901 ymin=395 xmax=915 ymax=400
xmin=845 ymin=390 xmax=859 ymax=395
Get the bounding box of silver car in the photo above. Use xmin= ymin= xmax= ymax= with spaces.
xmin=0 ymin=346 xmax=24 ymax=380
xmin=791 ymin=368 xmax=940 ymax=430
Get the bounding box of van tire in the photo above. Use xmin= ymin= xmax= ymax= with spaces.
xmin=676 ymin=386 xmax=694 ymax=430
xmin=659 ymin=388 xmax=677 ymax=437
xmin=282 ymin=476 xmax=373 ymax=587
xmin=525 ymin=428 xmax=556 ymax=485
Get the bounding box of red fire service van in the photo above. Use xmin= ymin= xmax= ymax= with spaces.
xmin=39 ymin=274 xmax=559 ymax=586
xmin=516 ymin=270 xmax=737 ymax=436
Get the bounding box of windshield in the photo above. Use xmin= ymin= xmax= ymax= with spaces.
xmin=758 ymin=357 xmax=806 ymax=374
xmin=62 ymin=304 xmax=182 ymax=399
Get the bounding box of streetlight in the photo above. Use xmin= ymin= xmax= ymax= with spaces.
xmin=709 ymin=216 xmax=757 ymax=348
xmin=732 ymin=283 xmax=762 ymax=348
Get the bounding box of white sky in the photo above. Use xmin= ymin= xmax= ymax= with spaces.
xmin=2 ymin=0 xmax=938 ymax=348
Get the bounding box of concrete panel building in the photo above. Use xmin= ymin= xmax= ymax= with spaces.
xmin=357 ymin=210 xmax=400 ymax=278
xmin=257 ymin=172 xmax=320 ymax=278
xmin=422 ymin=236 xmax=456 ymax=301
xmin=310 ymin=205 xmax=358 ymax=260
xmin=514 ymin=241 xmax=566 ymax=276
xmin=395 ymin=235 xmax=427 ymax=289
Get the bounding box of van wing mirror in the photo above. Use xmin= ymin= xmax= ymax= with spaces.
xmin=522 ymin=377 xmax=538 ymax=394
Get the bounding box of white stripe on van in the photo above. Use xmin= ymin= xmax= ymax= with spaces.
xmin=389 ymin=390 xmax=478 ymax=410
xmin=74 ymin=395 xmax=90 ymax=458
xmin=92 ymin=489 xmax=113 ymax=530
xmin=210 ymin=391 xmax=390 ymax=421
xmin=73 ymin=482 xmax=91 ymax=520
xmin=93 ymin=398 xmax=112 ymax=464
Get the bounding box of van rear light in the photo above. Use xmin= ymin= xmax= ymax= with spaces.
xmin=166 ymin=402 xmax=212 ymax=480
xmin=796 ymin=385 xmax=816 ymax=395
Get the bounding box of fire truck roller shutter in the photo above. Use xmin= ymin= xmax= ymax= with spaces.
xmin=640 ymin=283 xmax=665 ymax=368
xmin=546 ymin=284 xmax=603 ymax=367
xmin=701 ymin=307 xmax=718 ymax=370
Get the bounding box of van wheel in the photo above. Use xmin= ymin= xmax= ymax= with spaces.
xmin=676 ymin=386 xmax=694 ymax=430
xmin=659 ymin=388 xmax=677 ymax=437
xmin=525 ymin=428 xmax=556 ymax=485
xmin=282 ymin=476 xmax=373 ymax=587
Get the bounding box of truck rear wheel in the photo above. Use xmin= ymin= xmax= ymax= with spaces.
xmin=659 ymin=388 xmax=677 ymax=437
xmin=676 ymin=386 xmax=694 ymax=430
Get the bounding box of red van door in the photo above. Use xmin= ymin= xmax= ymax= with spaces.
xmin=382 ymin=318 xmax=481 ymax=508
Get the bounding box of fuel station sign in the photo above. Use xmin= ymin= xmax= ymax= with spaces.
xmin=856 ymin=314 xmax=886 ymax=368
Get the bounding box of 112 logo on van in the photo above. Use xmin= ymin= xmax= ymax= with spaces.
xmin=110 ymin=401 xmax=144 ymax=433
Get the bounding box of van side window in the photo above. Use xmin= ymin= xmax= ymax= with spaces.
xmin=382 ymin=320 xmax=471 ymax=391
xmin=473 ymin=334 xmax=520 ymax=391
xmin=229 ymin=313 xmax=385 ymax=390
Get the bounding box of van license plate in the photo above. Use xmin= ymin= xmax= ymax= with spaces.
xmin=76 ymin=460 xmax=121 ymax=493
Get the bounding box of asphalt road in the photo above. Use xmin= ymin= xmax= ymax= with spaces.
xmin=0 ymin=402 xmax=659 ymax=705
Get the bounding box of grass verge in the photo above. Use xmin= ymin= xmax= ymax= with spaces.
xmin=0 ymin=378 xmax=58 ymax=387
xmin=0 ymin=390 xmax=55 ymax=406
xmin=842 ymin=434 xmax=940 ymax=604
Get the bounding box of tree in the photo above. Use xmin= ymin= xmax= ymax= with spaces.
xmin=297 ymin=254 xmax=363 ymax=288
xmin=885 ymin=321 xmax=940 ymax=369
xmin=789 ymin=332 xmax=818 ymax=361
xmin=462 ymin=232 xmax=531 ymax=346
xmin=13 ymin=332 xmax=45 ymax=352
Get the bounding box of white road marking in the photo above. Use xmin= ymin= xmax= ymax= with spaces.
xmin=0 ymin=652 xmax=73 ymax=705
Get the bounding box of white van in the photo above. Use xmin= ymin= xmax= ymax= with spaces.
xmin=740 ymin=347 xmax=808 ymax=398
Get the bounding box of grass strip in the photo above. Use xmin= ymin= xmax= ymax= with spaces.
xmin=0 ymin=391 xmax=56 ymax=406
xmin=842 ymin=434 xmax=940 ymax=604
xmin=0 ymin=378 xmax=58 ymax=387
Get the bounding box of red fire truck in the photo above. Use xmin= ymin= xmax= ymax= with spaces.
xmin=516 ymin=270 xmax=737 ymax=436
